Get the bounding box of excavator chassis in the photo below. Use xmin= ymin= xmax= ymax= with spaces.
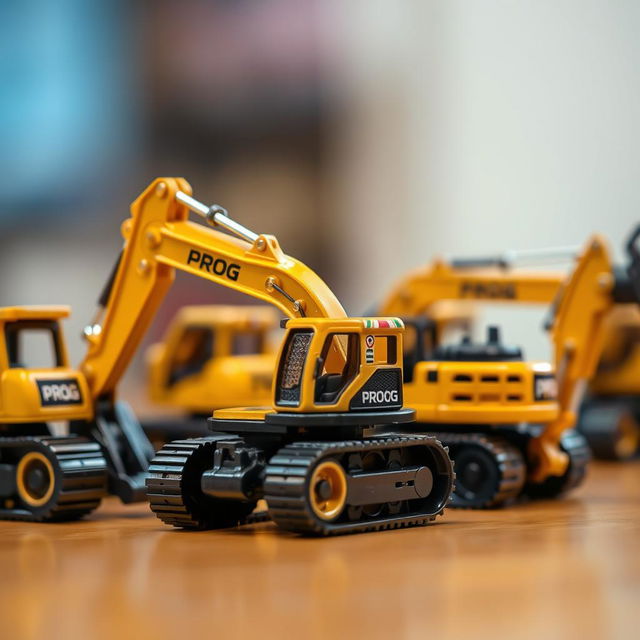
xmin=146 ymin=428 xmax=454 ymax=536
xmin=0 ymin=436 xmax=108 ymax=521
xmin=412 ymin=426 xmax=589 ymax=509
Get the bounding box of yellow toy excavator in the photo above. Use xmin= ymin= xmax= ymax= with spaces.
xmin=0 ymin=306 xmax=115 ymax=521
xmin=74 ymin=177 xmax=453 ymax=535
xmin=376 ymin=231 xmax=639 ymax=507
xmin=0 ymin=178 xmax=454 ymax=530
xmin=143 ymin=305 xmax=278 ymax=443
xmin=147 ymin=305 xmax=278 ymax=417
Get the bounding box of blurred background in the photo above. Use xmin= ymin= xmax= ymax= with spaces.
xmin=1 ymin=0 xmax=639 ymax=412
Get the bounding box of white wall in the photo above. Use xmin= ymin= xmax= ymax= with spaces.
xmin=326 ymin=0 xmax=640 ymax=357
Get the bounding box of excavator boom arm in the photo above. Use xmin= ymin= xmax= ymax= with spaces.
xmin=378 ymin=260 xmax=565 ymax=317
xmin=80 ymin=177 xmax=346 ymax=399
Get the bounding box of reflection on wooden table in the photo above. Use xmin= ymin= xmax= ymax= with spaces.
xmin=0 ymin=462 xmax=638 ymax=640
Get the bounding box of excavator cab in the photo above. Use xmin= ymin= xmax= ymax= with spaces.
xmin=272 ymin=317 xmax=407 ymax=419
xmin=212 ymin=316 xmax=412 ymax=429
xmin=147 ymin=305 xmax=278 ymax=415
xmin=0 ymin=307 xmax=92 ymax=427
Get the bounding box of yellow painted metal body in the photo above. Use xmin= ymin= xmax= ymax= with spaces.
xmin=147 ymin=305 xmax=279 ymax=414
xmin=0 ymin=306 xmax=92 ymax=424
xmin=379 ymin=236 xmax=618 ymax=482
xmin=406 ymin=361 xmax=558 ymax=424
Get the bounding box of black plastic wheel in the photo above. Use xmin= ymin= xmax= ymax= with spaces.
xmin=452 ymin=447 xmax=502 ymax=506
xmin=433 ymin=433 xmax=526 ymax=509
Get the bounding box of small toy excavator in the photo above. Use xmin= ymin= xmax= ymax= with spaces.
xmin=0 ymin=305 xmax=129 ymax=521
xmin=375 ymin=228 xmax=640 ymax=507
xmin=0 ymin=299 xmax=158 ymax=522
xmin=147 ymin=305 xmax=278 ymax=416
xmin=75 ymin=177 xmax=452 ymax=536
xmin=143 ymin=305 xmax=278 ymax=443
xmin=1 ymin=179 xmax=454 ymax=531
xmin=143 ymin=305 xmax=280 ymax=442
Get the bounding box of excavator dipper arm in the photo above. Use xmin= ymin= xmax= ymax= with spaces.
xmin=529 ymin=229 xmax=640 ymax=481
xmin=528 ymin=237 xmax=616 ymax=481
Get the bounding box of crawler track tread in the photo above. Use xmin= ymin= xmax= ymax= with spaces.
xmin=0 ymin=436 xmax=107 ymax=522
xmin=264 ymin=434 xmax=454 ymax=536
xmin=430 ymin=432 xmax=526 ymax=509
xmin=146 ymin=438 xmax=256 ymax=530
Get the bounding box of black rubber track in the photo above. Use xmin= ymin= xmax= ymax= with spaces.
xmin=146 ymin=438 xmax=257 ymax=530
xmin=264 ymin=435 xmax=454 ymax=536
xmin=430 ymin=432 xmax=526 ymax=509
xmin=0 ymin=436 xmax=107 ymax=522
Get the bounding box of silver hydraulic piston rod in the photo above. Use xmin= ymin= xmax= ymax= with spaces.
xmin=176 ymin=191 xmax=259 ymax=244
xmin=451 ymin=245 xmax=580 ymax=270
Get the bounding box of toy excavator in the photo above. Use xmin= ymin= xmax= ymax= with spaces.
xmin=0 ymin=306 xmax=117 ymax=521
xmin=0 ymin=294 xmax=162 ymax=521
xmin=376 ymin=230 xmax=640 ymax=507
xmin=75 ymin=177 xmax=452 ymax=536
xmin=143 ymin=305 xmax=278 ymax=443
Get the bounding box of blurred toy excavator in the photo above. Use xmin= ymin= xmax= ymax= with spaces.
xmin=143 ymin=305 xmax=279 ymax=444
xmin=71 ymin=177 xmax=452 ymax=536
xmin=375 ymin=227 xmax=640 ymax=507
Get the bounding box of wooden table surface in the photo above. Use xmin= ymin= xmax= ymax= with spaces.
xmin=0 ymin=461 xmax=638 ymax=640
